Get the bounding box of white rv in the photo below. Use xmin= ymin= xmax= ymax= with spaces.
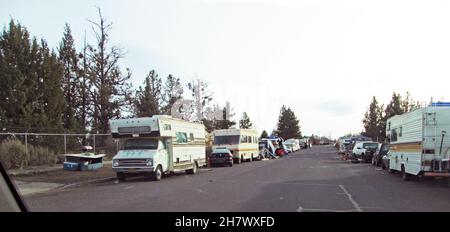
xmin=109 ymin=115 xmax=206 ymax=181
xmin=212 ymin=129 xmax=259 ymax=163
xmin=386 ymin=104 xmax=450 ymax=180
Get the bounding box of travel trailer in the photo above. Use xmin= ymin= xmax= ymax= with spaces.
xmin=212 ymin=129 xmax=259 ymax=163
xmin=110 ymin=115 xmax=206 ymax=181
xmin=386 ymin=103 xmax=450 ymax=180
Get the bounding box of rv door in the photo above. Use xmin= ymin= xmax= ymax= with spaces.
xmin=164 ymin=139 xmax=173 ymax=171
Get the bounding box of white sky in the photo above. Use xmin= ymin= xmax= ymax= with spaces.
xmin=2 ymin=0 xmax=450 ymax=138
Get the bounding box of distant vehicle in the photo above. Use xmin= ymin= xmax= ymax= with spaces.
xmin=372 ymin=143 xmax=389 ymax=167
xmin=352 ymin=141 xmax=379 ymax=162
xmin=266 ymin=136 xmax=289 ymax=156
xmin=209 ymin=148 xmax=233 ymax=167
xmin=284 ymin=139 xmax=300 ymax=152
xmin=258 ymin=140 xmax=277 ymax=159
xmin=386 ymin=104 xmax=450 ymax=180
xmin=110 ymin=115 xmax=206 ymax=181
xmin=339 ymin=138 xmax=352 ymax=154
xmin=212 ymin=129 xmax=259 ymax=164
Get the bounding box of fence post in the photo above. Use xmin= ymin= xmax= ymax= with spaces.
xmin=25 ymin=133 xmax=28 ymax=157
xmin=64 ymin=134 xmax=67 ymax=154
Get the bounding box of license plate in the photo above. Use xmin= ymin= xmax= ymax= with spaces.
xmin=127 ymin=168 xmax=136 ymax=172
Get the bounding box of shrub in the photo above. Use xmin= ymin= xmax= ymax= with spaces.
xmin=0 ymin=138 xmax=58 ymax=169
xmin=29 ymin=145 xmax=57 ymax=167
xmin=0 ymin=138 xmax=28 ymax=169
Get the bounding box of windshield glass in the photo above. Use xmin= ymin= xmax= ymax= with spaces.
xmin=363 ymin=143 xmax=378 ymax=149
xmin=213 ymin=135 xmax=240 ymax=145
xmin=123 ymin=139 xmax=158 ymax=150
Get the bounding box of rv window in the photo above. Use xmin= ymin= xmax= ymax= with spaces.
xmin=399 ymin=126 xmax=403 ymax=137
xmin=214 ymin=135 xmax=240 ymax=145
xmin=391 ymin=129 xmax=398 ymax=142
xmin=387 ymin=122 xmax=391 ymax=131
xmin=189 ymin=133 xmax=194 ymax=141
xmin=176 ymin=132 xmax=188 ymax=143
xmin=240 ymin=135 xmax=247 ymax=143
xmin=123 ymin=139 xmax=158 ymax=150
xmin=163 ymin=124 xmax=171 ymax=131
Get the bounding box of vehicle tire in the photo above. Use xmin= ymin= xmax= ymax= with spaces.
xmin=116 ymin=172 xmax=126 ymax=181
xmin=186 ymin=162 xmax=198 ymax=174
xmin=401 ymin=166 xmax=410 ymax=181
xmin=381 ymin=161 xmax=386 ymax=170
xmin=153 ymin=165 xmax=163 ymax=181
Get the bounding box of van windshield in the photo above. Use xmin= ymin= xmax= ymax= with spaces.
xmin=213 ymin=135 xmax=240 ymax=145
xmin=123 ymin=139 xmax=159 ymax=150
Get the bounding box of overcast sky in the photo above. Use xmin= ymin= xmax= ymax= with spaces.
xmin=2 ymin=0 xmax=450 ymax=138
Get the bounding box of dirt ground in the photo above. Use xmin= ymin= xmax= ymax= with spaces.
xmin=12 ymin=165 xmax=116 ymax=185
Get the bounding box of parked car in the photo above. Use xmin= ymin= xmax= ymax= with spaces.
xmin=284 ymin=139 xmax=300 ymax=152
xmin=209 ymin=148 xmax=234 ymax=167
xmin=372 ymin=143 xmax=389 ymax=166
xmin=352 ymin=141 xmax=379 ymax=163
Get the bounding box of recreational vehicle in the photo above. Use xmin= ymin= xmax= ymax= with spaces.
xmin=386 ymin=103 xmax=450 ymax=180
xmin=212 ymin=129 xmax=259 ymax=163
xmin=110 ymin=115 xmax=206 ymax=181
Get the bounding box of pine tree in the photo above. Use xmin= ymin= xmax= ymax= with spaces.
xmin=0 ymin=20 xmax=34 ymax=128
xmin=58 ymin=23 xmax=82 ymax=131
xmin=362 ymin=96 xmax=383 ymax=141
xmin=276 ymin=105 xmax=301 ymax=139
xmin=214 ymin=106 xmax=236 ymax=129
xmin=87 ymin=8 xmax=132 ymax=134
xmin=35 ymin=40 xmax=65 ymax=130
xmin=162 ymin=74 xmax=183 ymax=115
xmin=239 ymin=112 xmax=252 ymax=129
xmin=260 ymin=130 xmax=268 ymax=138
xmin=134 ymin=70 xmax=162 ymax=117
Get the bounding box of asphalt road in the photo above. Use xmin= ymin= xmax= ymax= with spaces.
xmin=24 ymin=146 xmax=450 ymax=212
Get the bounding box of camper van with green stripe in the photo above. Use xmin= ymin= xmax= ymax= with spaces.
xmin=109 ymin=115 xmax=206 ymax=181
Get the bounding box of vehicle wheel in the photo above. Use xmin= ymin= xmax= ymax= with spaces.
xmin=153 ymin=165 xmax=163 ymax=181
xmin=116 ymin=172 xmax=126 ymax=181
xmin=186 ymin=162 xmax=198 ymax=174
xmin=401 ymin=166 xmax=410 ymax=181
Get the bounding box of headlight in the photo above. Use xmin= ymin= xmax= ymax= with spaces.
xmin=113 ymin=160 xmax=119 ymax=167
xmin=146 ymin=159 xmax=153 ymax=166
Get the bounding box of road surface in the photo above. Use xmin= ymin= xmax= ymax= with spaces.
xmin=24 ymin=146 xmax=450 ymax=211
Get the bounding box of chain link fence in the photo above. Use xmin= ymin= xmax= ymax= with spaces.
xmin=0 ymin=132 xmax=119 ymax=169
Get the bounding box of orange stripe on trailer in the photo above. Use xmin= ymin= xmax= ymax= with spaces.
xmin=423 ymin=172 xmax=450 ymax=177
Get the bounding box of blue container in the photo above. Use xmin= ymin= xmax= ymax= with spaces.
xmin=63 ymin=162 xmax=79 ymax=171
xmin=431 ymin=102 xmax=450 ymax=107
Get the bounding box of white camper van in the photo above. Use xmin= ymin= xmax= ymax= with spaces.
xmin=386 ymin=104 xmax=450 ymax=180
xmin=212 ymin=129 xmax=259 ymax=163
xmin=110 ymin=115 xmax=206 ymax=181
